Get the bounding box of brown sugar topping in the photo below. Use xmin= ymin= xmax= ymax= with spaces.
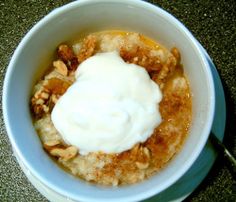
xmin=120 ymin=45 xmax=163 ymax=73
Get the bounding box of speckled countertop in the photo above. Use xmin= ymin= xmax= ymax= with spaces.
xmin=0 ymin=0 xmax=235 ymax=201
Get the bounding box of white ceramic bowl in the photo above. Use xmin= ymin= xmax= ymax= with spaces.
xmin=3 ymin=0 xmax=215 ymax=201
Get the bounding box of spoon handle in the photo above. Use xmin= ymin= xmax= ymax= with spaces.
xmin=210 ymin=132 xmax=236 ymax=177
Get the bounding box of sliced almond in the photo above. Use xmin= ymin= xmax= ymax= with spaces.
xmin=53 ymin=60 xmax=68 ymax=76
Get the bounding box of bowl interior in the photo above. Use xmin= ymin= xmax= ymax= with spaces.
xmin=3 ymin=0 xmax=214 ymax=201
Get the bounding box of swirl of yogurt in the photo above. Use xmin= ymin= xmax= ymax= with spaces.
xmin=52 ymin=52 xmax=162 ymax=155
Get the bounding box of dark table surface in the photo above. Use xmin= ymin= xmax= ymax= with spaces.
xmin=0 ymin=0 xmax=235 ymax=201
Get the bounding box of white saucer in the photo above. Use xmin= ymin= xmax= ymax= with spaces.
xmin=14 ymin=45 xmax=226 ymax=202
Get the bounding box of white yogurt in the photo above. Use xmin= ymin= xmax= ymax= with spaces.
xmin=51 ymin=52 xmax=162 ymax=155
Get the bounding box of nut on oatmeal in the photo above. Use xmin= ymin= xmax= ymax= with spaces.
xmin=53 ymin=60 xmax=68 ymax=76
xmin=57 ymin=44 xmax=78 ymax=71
xmin=135 ymin=161 xmax=149 ymax=169
xmin=50 ymin=146 xmax=77 ymax=160
xmin=44 ymin=139 xmax=61 ymax=147
xmin=58 ymin=44 xmax=75 ymax=61
xmin=45 ymin=78 xmax=71 ymax=95
xmin=171 ymin=47 xmax=181 ymax=64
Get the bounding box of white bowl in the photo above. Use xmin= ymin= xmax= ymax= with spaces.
xmin=3 ymin=0 xmax=215 ymax=201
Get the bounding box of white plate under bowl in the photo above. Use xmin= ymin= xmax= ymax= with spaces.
xmin=13 ymin=45 xmax=226 ymax=202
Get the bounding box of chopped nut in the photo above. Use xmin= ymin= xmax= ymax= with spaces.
xmin=158 ymin=64 xmax=169 ymax=80
xmin=45 ymin=78 xmax=71 ymax=95
xmin=171 ymin=47 xmax=181 ymax=63
xmin=131 ymin=143 xmax=140 ymax=156
xmin=34 ymin=89 xmax=50 ymax=100
xmin=41 ymin=92 xmax=50 ymax=99
xmin=31 ymin=86 xmax=58 ymax=116
xmin=58 ymin=44 xmax=74 ymax=61
xmin=31 ymin=93 xmax=50 ymax=117
xmin=50 ymin=146 xmax=77 ymax=160
xmin=143 ymin=147 xmax=150 ymax=159
xmin=135 ymin=162 xmax=149 ymax=169
xmin=72 ymin=43 xmax=82 ymax=55
xmin=35 ymin=98 xmax=44 ymax=105
xmin=166 ymin=55 xmax=177 ymax=73
xmin=42 ymin=105 xmax=49 ymax=113
xmin=68 ymin=70 xmax=75 ymax=77
xmin=53 ymin=60 xmax=68 ymax=76
xmin=69 ymin=57 xmax=79 ymax=71
xmin=57 ymin=44 xmax=79 ymax=71
xmin=51 ymin=94 xmax=58 ymax=104
xmin=34 ymin=91 xmax=41 ymax=99
xmin=112 ymin=179 xmax=119 ymax=186
xmin=32 ymin=104 xmax=44 ymax=117
xmin=44 ymin=140 xmax=60 ymax=147
xmin=159 ymin=83 xmax=164 ymax=89
xmin=133 ymin=57 xmax=138 ymax=62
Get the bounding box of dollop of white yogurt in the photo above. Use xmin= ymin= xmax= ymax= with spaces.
xmin=51 ymin=52 xmax=162 ymax=155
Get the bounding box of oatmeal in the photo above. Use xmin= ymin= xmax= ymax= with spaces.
xmin=31 ymin=31 xmax=192 ymax=186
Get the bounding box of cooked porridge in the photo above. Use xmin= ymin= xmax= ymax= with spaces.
xmin=31 ymin=31 xmax=192 ymax=186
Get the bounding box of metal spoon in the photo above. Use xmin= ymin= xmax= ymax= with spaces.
xmin=210 ymin=132 xmax=236 ymax=177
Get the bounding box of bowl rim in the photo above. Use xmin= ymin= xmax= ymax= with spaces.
xmin=2 ymin=0 xmax=215 ymax=201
